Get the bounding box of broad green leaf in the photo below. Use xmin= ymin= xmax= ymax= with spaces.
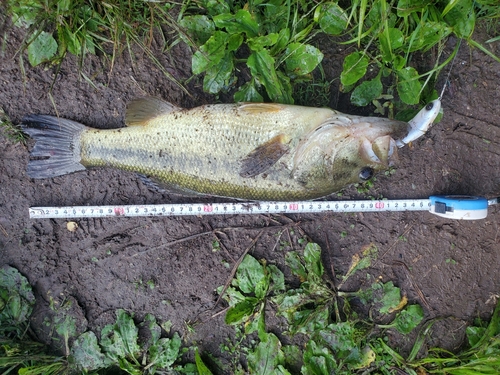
xmin=227 ymin=33 xmax=244 ymax=52
xmin=444 ymin=0 xmax=475 ymax=38
xmin=319 ymin=322 xmax=358 ymax=358
xmin=195 ymin=348 xmax=213 ymax=375
xmin=376 ymin=281 xmax=401 ymax=314
xmin=100 ymin=309 xmax=141 ymax=365
xmin=351 ymin=76 xmax=383 ymax=106
xmin=303 ymin=243 xmax=324 ymax=278
xmin=0 ymin=266 xmax=35 ymax=327
xmin=248 ymin=49 xmax=290 ymax=103
xmin=218 ymin=285 xmax=247 ymax=306
xmin=70 ymin=331 xmax=111 ymax=372
xmin=379 ymin=28 xmax=404 ymax=62
xmin=271 ymin=28 xmax=291 ymax=55
xmin=213 ymin=10 xmax=259 ymax=37
xmin=203 ymin=51 xmax=234 ymax=93
xmin=179 ymin=15 xmax=215 ymax=45
xmin=248 ymin=34 xmax=279 ymax=51
xmin=442 ymin=0 xmax=461 ymax=17
xmin=393 ymin=304 xmax=424 ymax=334
xmin=407 ymin=22 xmax=452 ymax=52
xmin=285 ymin=43 xmax=323 ymax=76
xmin=340 ymin=52 xmax=369 ymax=87
xmin=285 ymin=251 xmax=308 ymax=281
xmin=319 ymin=3 xmax=348 ymax=35
xmin=267 ymin=264 xmax=285 ymax=293
xmin=302 ymin=339 xmax=337 ymax=375
xmin=27 ymin=31 xmax=58 ymax=66
xmin=396 ymin=0 xmax=432 ymax=17
xmin=60 ymin=27 xmax=81 ymax=56
xmin=225 ymin=299 xmax=258 ymax=325
xmin=200 ymin=0 xmax=230 ymax=16
xmin=397 ymin=67 xmax=422 ymax=104
xmin=234 ymin=80 xmax=264 ymax=102
xmin=247 ymin=333 xmax=290 ymax=375
xmin=234 ymin=255 xmax=266 ymax=294
xmin=147 ymin=333 xmax=182 ymax=370
xmin=192 ymin=31 xmax=228 ymax=75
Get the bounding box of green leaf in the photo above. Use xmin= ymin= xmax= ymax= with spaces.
xmin=396 ymin=0 xmax=432 ymax=17
xmin=225 ymin=299 xmax=258 ymax=325
xmin=70 ymin=331 xmax=111 ymax=372
xmin=179 ymin=15 xmax=215 ymax=45
xmin=267 ymin=264 xmax=285 ymax=293
xmin=271 ymin=28 xmax=291 ymax=54
xmin=393 ymin=304 xmax=424 ymax=334
xmin=213 ymin=9 xmax=259 ymax=37
xmin=379 ymin=28 xmax=404 ymax=62
xmin=285 ymin=251 xmax=308 ymax=281
xmin=234 ymin=255 xmax=266 ymax=294
xmin=192 ymin=31 xmax=229 ymax=75
xmin=397 ymin=66 xmax=422 ymax=104
xmin=247 ymin=333 xmax=290 ymax=375
xmin=319 ymin=3 xmax=348 ymax=35
xmin=227 ymin=33 xmax=244 ymax=52
xmin=407 ymin=22 xmax=452 ymax=52
xmin=147 ymin=333 xmax=182 ymax=370
xmin=0 ymin=266 xmax=35 ymax=334
xmin=100 ymin=309 xmax=141 ymax=366
xmin=285 ymin=43 xmax=323 ymax=76
xmin=248 ymin=34 xmax=279 ymax=51
xmin=319 ymin=322 xmax=359 ymax=359
xmin=466 ymin=326 xmax=487 ymax=348
xmin=303 ymin=243 xmax=324 ymax=278
xmin=340 ymin=52 xmax=369 ymax=87
xmin=234 ymin=80 xmax=264 ymax=102
xmin=200 ymin=0 xmax=230 ymax=15
xmin=203 ymin=51 xmax=234 ymax=94
xmin=376 ymin=281 xmax=401 ymax=314
xmin=351 ymin=76 xmax=383 ymax=106
xmin=195 ymin=348 xmax=213 ymax=375
xmin=443 ymin=0 xmax=475 ymax=38
xmin=302 ymin=339 xmax=337 ymax=375
xmin=248 ymin=49 xmax=291 ymax=103
xmin=27 ymin=31 xmax=58 ymax=66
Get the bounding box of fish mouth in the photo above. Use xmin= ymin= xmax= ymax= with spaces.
xmin=360 ymin=135 xmax=398 ymax=167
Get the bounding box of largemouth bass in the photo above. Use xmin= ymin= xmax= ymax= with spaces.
xmin=22 ymin=97 xmax=441 ymax=201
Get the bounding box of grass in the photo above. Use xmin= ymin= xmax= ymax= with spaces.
xmin=0 ymin=108 xmax=26 ymax=144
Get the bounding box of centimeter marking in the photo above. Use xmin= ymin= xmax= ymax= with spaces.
xmin=30 ymin=199 xmax=432 ymax=219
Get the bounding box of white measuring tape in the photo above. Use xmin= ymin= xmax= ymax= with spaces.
xmin=29 ymin=195 xmax=498 ymax=220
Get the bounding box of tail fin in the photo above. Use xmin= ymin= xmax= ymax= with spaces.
xmin=21 ymin=115 xmax=87 ymax=179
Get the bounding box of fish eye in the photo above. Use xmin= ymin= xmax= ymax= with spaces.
xmin=359 ymin=167 xmax=374 ymax=181
xmin=426 ymin=102 xmax=434 ymax=111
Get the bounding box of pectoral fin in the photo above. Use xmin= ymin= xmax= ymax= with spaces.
xmin=240 ymin=134 xmax=289 ymax=178
xmin=125 ymin=96 xmax=181 ymax=126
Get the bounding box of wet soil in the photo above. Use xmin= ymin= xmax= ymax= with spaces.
xmin=1 ymin=13 xmax=500 ymax=370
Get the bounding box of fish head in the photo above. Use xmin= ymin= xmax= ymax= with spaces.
xmin=293 ymin=116 xmax=408 ymax=192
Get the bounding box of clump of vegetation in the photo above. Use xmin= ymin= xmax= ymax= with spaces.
xmin=5 ymin=0 xmax=499 ymax=111
xmin=2 ymin=247 xmax=500 ymax=374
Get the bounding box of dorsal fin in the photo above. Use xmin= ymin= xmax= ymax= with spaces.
xmin=238 ymin=103 xmax=284 ymax=114
xmin=125 ymin=96 xmax=181 ymax=126
xmin=239 ymin=134 xmax=289 ymax=178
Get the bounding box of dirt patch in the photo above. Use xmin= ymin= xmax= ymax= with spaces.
xmin=1 ymin=13 xmax=499 ymax=367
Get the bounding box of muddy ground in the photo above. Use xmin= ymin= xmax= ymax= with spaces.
xmin=1 ymin=12 xmax=500 ymax=371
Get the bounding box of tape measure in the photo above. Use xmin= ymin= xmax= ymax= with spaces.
xmin=29 ymin=195 xmax=498 ymax=220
